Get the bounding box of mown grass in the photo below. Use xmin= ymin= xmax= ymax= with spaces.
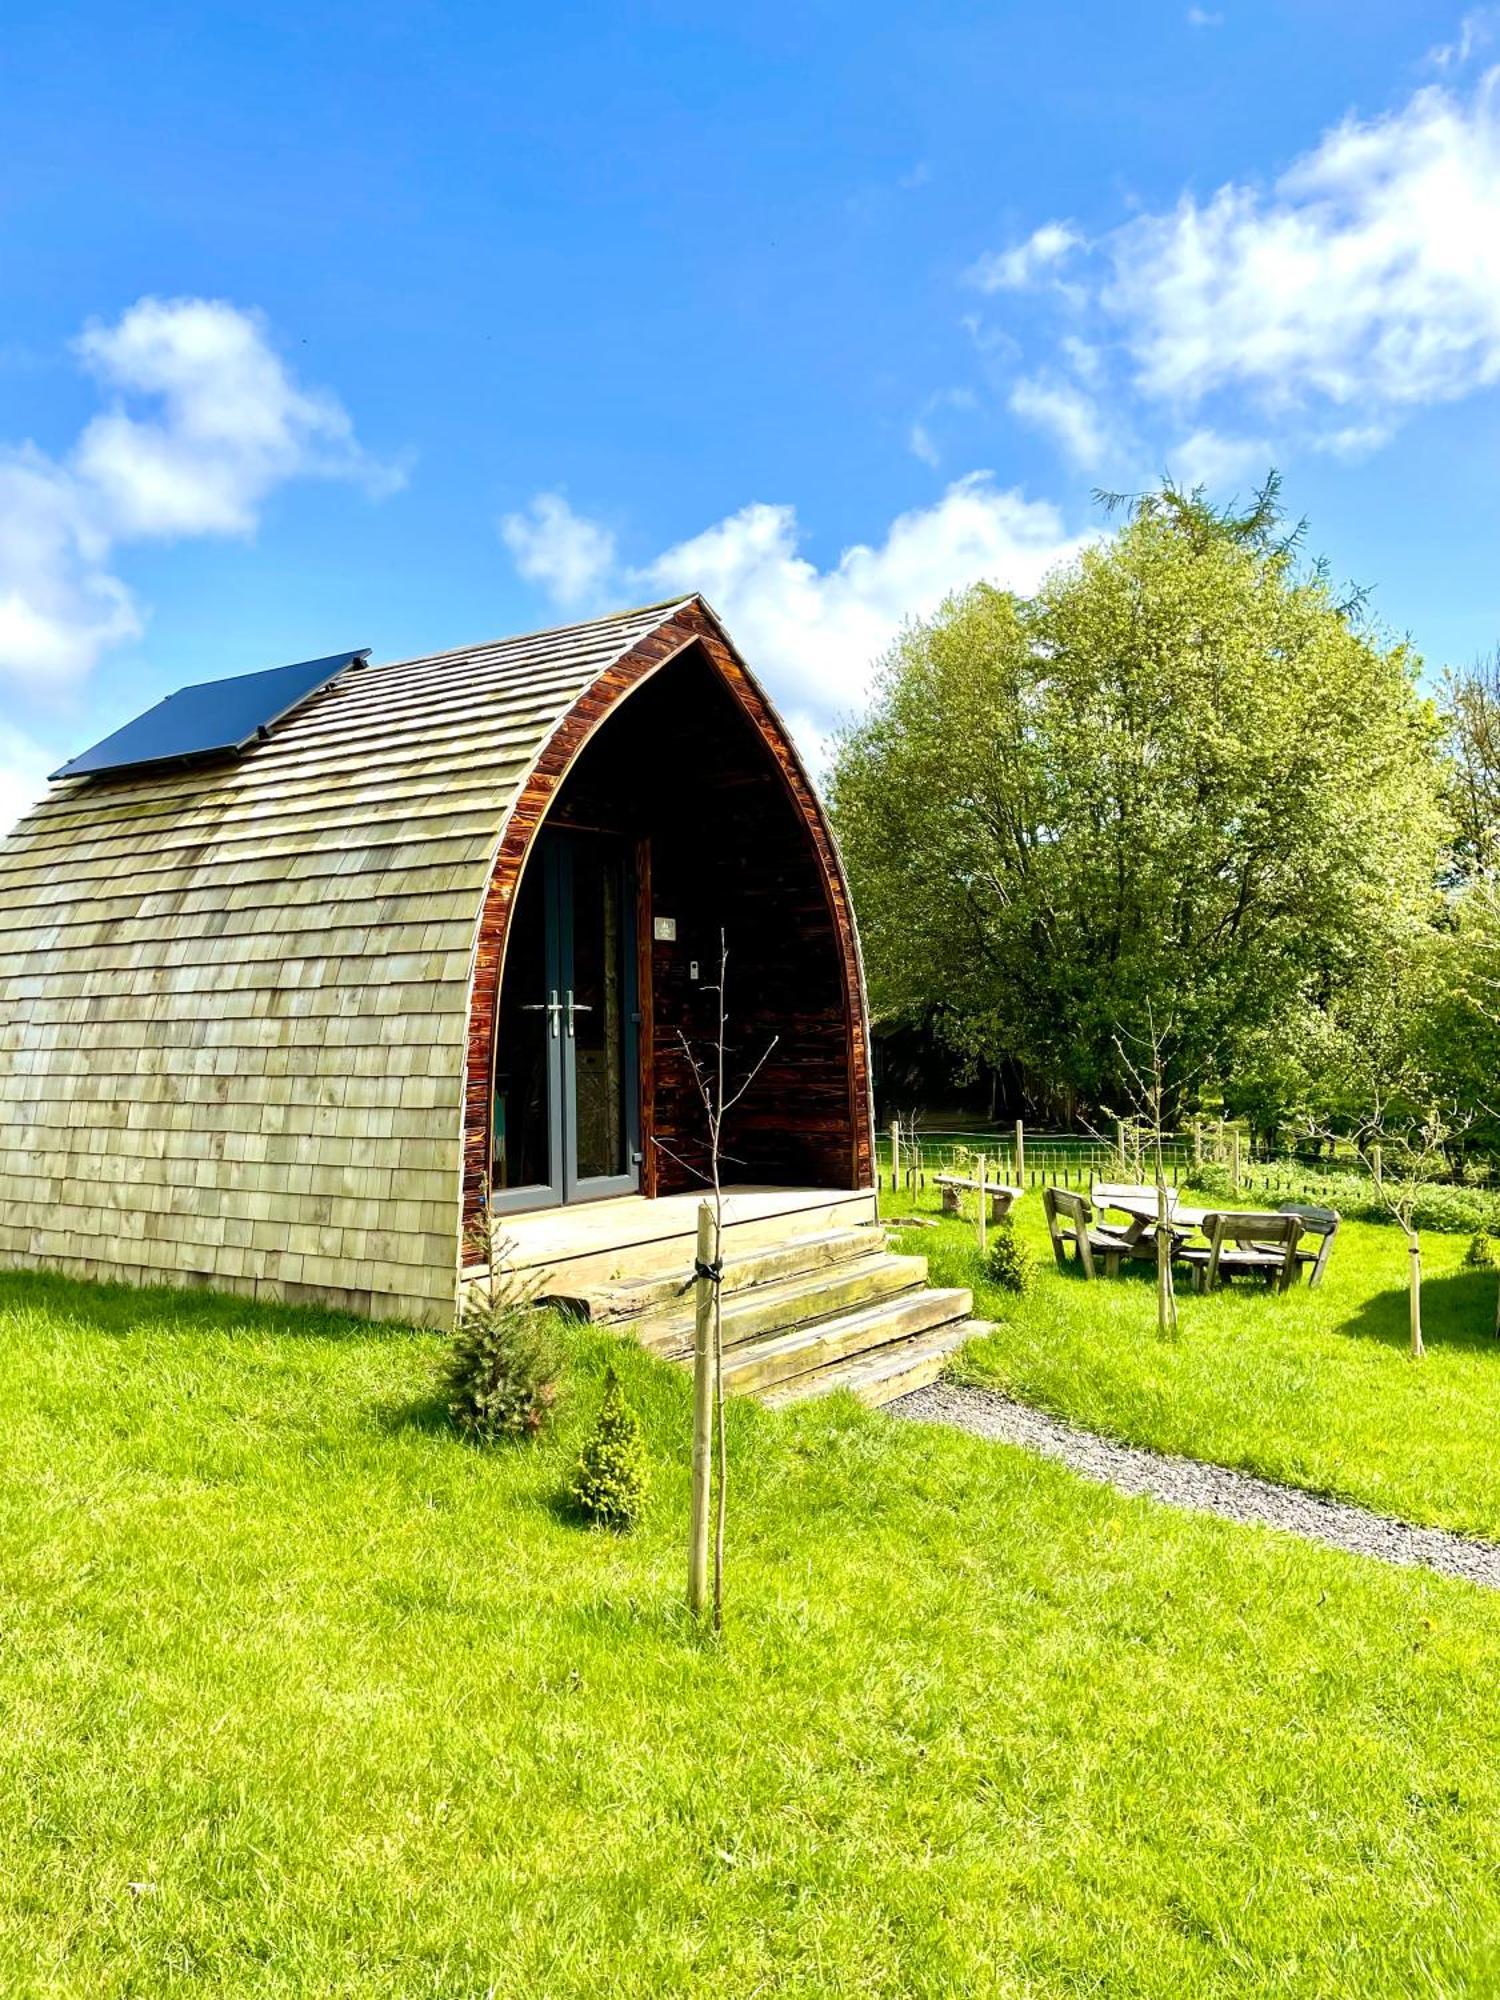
xmin=887 ymin=1180 xmax=1500 ymax=1539
xmin=6 ymin=1268 xmax=1500 ymax=1993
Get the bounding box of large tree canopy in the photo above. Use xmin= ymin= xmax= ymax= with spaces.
xmin=828 ymin=483 xmax=1449 ymax=1122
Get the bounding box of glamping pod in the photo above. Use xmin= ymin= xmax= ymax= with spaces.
xmin=0 ymin=599 xmax=975 ymax=1399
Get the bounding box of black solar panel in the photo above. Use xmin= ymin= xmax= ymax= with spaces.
xmin=52 ymin=650 xmax=371 ymax=782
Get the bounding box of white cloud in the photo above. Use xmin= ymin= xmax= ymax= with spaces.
xmin=1008 ymin=374 xmax=1113 ymax=468
xmin=500 ymin=492 xmax=617 ymax=606
xmin=908 ymin=421 xmax=941 ymax=468
xmin=1312 ymin=421 xmax=1393 ymax=458
xmin=0 ymin=447 xmax=141 ymax=681
xmin=904 ymin=386 xmax=979 ymax=469
xmin=966 ymin=221 xmax=1083 ymax=294
xmin=1060 ymin=335 xmax=1103 ymax=383
xmin=633 ymin=474 xmax=1089 ymax=721
xmin=501 ymin=476 xmax=1088 ymax=728
xmin=0 ymin=722 xmax=58 ymax=838
xmin=74 ymin=297 xmax=386 ymax=537
xmin=1428 ymin=9 xmax=1496 ymax=70
xmin=1168 ymin=427 xmax=1273 ymax=489
xmin=1103 ymin=70 xmax=1500 ymax=413
xmin=1186 ymin=7 xmax=1224 ymax=25
xmin=0 ymin=296 xmax=391 ymax=692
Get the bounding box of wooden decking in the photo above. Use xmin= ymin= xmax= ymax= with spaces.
xmin=466 ymin=1185 xmax=983 ymax=1407
xmin=471 ymin=1185 xmax=876 ymax=1293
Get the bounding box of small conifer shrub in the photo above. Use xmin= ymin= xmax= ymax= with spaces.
xmin=1464 ymin=1231 xmax=1498 ymax=1270
xmin=445 ymin=1297 xmax=560 ymax=1443
xmin=571 ymin=1368 xmax=650 ymax=1531
xmin=984 ymin=1216 xmax=1034 ymax=1294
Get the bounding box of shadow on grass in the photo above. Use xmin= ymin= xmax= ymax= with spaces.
xmin=0 ymin=1268 xmax=428 ymax=1344
xmin=1335 ymin=1266 xmax=1500 ymax=1355
xmin=378 ymin=1390 xmax=455 ymax=1437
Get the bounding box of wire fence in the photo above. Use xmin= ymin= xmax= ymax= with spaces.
xmin=875 ymin=1122 xmax=1373 ymax=1198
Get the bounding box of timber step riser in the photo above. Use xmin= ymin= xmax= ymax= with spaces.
xmin=572 ymin=1223 xmax=885 ymax=1322
xmin=760 ymin=1319 xmax=986 ymax=1409
xmin=722 ymin=1287 xmax=974 ymax=1396
xmin=636 ymin=1252 xmax=930 ymax=1361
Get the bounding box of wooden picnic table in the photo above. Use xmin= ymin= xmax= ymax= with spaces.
xmin=1090 ymin=1184 xmax=1210 ymax=1250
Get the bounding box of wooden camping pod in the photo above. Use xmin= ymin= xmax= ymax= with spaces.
xmin=0 ymin=597 xmax=874 ymax=1324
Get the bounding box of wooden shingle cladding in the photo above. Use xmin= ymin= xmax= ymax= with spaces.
xmin=0 ymin=603 xmax=681 ymax=1324
xmin=0 ymin=597 xmax=873 ymax=1325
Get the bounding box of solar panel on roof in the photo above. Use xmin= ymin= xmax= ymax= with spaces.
xmin=51 ymin=650 xmax=371 ymax=783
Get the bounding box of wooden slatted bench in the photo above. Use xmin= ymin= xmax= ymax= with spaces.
xmin=934 ymin=1175 xmax=1023 ymax=1223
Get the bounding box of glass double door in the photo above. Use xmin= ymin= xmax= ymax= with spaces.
xmin=491 ymin=833 xmax=639 ymax=1210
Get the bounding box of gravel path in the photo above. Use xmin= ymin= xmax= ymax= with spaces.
xmin=890 ymin=1381 xmax=1500 ymax=1589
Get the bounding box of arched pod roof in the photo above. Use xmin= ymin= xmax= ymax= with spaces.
xmin=0 ymin=597 xmax=871 ymax=1324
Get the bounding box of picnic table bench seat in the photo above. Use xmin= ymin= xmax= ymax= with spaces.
xmin=934 ymin=1174 xmax=1023 ymax=1222
xmin=1042 ymin=1187 xmax=1134 ymax=1279
xmin=1180 ymin=1210 xmax=1303 ymax=1293
xmin=1278 ymin=1203 xmax=1341 ymax=1289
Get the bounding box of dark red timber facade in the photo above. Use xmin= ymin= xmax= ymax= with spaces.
xmin=464 ymin=599 xmax=875 ymax=1230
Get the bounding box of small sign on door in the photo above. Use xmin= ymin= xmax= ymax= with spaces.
xmin=653 ymin=916 xmax=677 ymax=942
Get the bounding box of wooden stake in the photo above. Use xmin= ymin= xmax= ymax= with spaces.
xmin=1231 ymin=1129 xmax=1241 ymax=1189
xmin=889 ymin=1118 xmax=900 ymax=1194
xmin=1408 ymin=1229 xmax=1424 ymax=1360
xmin=976 ymin=1153 xmax=987 ymax=1256
xmin=688 ymin=1200 xmax=715 ymax=1617
xmin=1014 ymin=1118 xmax=1025 ymax=1183
xmin=1155 ymin=1179 xmax=1176 ymax=1338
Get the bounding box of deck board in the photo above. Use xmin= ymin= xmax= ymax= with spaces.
xmin=471 ymin=1184 xmax=878 ymax=1294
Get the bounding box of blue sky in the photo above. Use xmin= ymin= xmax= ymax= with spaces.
xmin=3 ymin=0 xmax=1499 ymax=822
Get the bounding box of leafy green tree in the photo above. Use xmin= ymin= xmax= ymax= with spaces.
xmin=829 ymin=480 xmax=1449 ymax=1123
xmin=1442 ymin=649 xmax=1500 ymax=881
xmin=1310 ymin=924 xmax=1468 ymax=1357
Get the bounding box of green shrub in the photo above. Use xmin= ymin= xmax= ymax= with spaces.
xmin=445 ymin=1296 xmax=560 ymax=1443
xmin=983 ymin=1218 xmax=1034 ymax=1294
xmin=1464 ymin=1231 xmax=1499 ymax=1270
xmin=571 ymin=1368 xmax=650 ymax=1531
xmin=1192 ymin=1162 xmax=1236 ymax=1200
xmin=1225 ymin=1159 xmax=1500 ymax=1237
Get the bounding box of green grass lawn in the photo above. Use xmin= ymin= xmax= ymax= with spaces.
xmin=887 ymin=1181 xmax=1500 ymax=1540
xmin=7 ymin=1270 xmax=1500 ymax=1994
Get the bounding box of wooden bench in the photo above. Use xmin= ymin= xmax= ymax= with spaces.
xmin=935 ymin=1174 xmax=1023 ymax=1223
xmin=1042 ymin=1186 xmax=1134 ymax=1279
xmin=1279 ymin=1204 xmax=1341 ymax=1289
xmin=1180 ymin=1211 xmax=1303 ymax=1293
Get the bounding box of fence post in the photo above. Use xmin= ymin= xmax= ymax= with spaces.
xmin=889 ymin=1119 xmax=900 ymax=1195
xmin=1231 ymin=1128 xmax=1241 ymax=1190
xmin=976 ymin=1153 xmax=988 ymax=1257
xmin=1192 ymin=1118 xmax=1202 ymax=1170
xmin=1014 ymin=1118 xmax=1025 ymax=1185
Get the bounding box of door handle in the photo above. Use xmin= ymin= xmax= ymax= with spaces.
xmin=521 ymin=990 xmax=562 ymax=1037
xmin=564 ymin=991 xmax=593 ymax=1037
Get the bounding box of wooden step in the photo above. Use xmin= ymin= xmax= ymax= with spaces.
xmin=638 ymin=1252 xmax=929 ymax=1361
xmin=760 ymin=1317 xmax=988 ymax=1409
xmin=560 ymin=1223 xmax=884 ymax=1323
xmin=722 ymin=1286 xmax=973 ymax=1396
